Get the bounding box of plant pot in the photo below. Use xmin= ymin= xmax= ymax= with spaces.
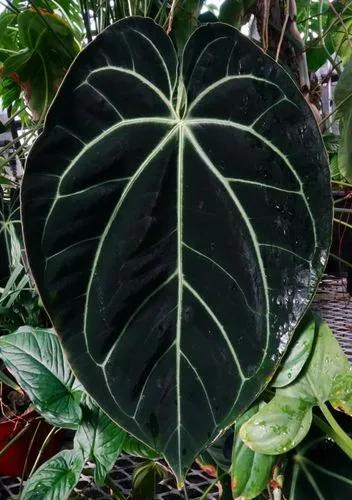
xmin=0 ymin=408 xmax=63 ymax=477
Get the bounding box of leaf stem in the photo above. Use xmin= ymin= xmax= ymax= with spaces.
xmin=313 ymin=415 xmax=351 ymax=457
xmin=0 ymin=369 xmax=21 ymax=391
xmin=104 ymin=475 xmax=126 ymax=500
xmin=199 ymin=472 xmax=225 ymax=500
xmin=318 ymin=404 xmax=352 ymax=458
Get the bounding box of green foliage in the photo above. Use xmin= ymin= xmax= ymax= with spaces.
xmin=122 ymin=434 xmax=161 ymax=460
xmin=219 ymin=0 xmax=255 ymax=28
xmin=132 ymin=461 xmax=169 ymax=500
xmin=240 ymin=317 xmax=352 ymax=455
xmin=1 ymin=8 xmax=79 ymax=119
xmin=271 ymin=314 xmax=316 ymax=388
xmin=0 ymin=3 xmax=350 ymax=498
xmin=74 ymin=396 xmax=126 ymax=485
xmin=171 ymin=1 xmax=205 ymax=52
xmin=288 ymin=432 xmax=352 ymax=499
xmin=231 ymin=405 xmax=277 ymax=499
xmin=21 ymin=449 xmax=85 ymax=500
xmin=0 ymin=326 xmax=83 ymax=428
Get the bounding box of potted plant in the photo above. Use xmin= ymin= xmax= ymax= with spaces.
xmin=0 ymin=2 xmax=351 ymax=499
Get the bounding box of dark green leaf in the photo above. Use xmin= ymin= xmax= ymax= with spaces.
xmin=231 ymin=405 xmax=277 ymax=499
xmin=335 ymin=62 xmax=352 ymax=180
xmin=0 ymin=176 xmax=15 ymax=187
xmin=271 ymin=314 xmax=316 ymax=388
xmin=0 ymin=326 xmax=82 ymax=428
xmin=206 ymin=427 xmax=234 ymax=472
xmin=219 ymin=0 xmax=255 ymax=28
xmin=74 ymin=397 xmax=126 ymax=485
xmin=171 ymin=0 xmax=204 ymax=52
xmin=240 ymin=318 xmax=352 ymax=454
xmin=288 ymin=435 xmax=352 ymax=499
xmin=123 ymin=434 xmax=161 ymax=460
xmin=21 ymin=449 xmax=85 ymax=500
xmin=132 ymin=461 xmax=168 ymax=500
xmin=21 ymin=18 xmax=332 ymax=479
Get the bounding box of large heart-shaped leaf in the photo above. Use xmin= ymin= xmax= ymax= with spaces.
xmin=21 ymin=18 xmax=332 ymax=479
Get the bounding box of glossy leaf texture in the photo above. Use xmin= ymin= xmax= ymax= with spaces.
xmin=0 ymin=326 xmax=82 ymax=428
xmin=231 ymin=405 xmax=277 ymax=499
xmin=271 ymin=314 xmax=316 ymax=388
xmin=240 ymin=317 xmax=352 ymax=454
xmin=21 ymin=18 xmax=332 ymax=479
xmin=74 ymin=396 xmax=126 ymax=485
xmin=123 ymin=434 xmax=161 ymax=460
xmin=21 ymin=449 xmax=85 ymax=500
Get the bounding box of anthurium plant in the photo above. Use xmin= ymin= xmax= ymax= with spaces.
xmin=21 ymin=15 xmax=333 ymax=481
xmin=0 ymin=2 xmax=351 ymax=499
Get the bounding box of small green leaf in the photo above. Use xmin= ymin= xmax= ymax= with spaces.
xmin=330 ymin=370 xmax=352 ymax=416
xmin=172 ymin=0 xmax=204 ymax=52
xmin=123 ymin=434 xmax=161 ymax=460
xmin=240 ymin=317 xmax=352 ymax=454
xmin=219 ymin=0 xmax=255 ymax=27
xmin=206 ymin=428 xmax=234 ymax=472
xmin=0 ymin=176 xmax=15 ymax=187
xmin=0 ymin=326 xmax=82 ymax=428
xmin=232 ymin=405 xmax=277 ymax=499
xmin=271 ymin=315 xmax=316 ymax=388
xmin=132 ymin=461 xmax=168 ymax=500
xmin=240 ymin=396 xmax=312 ymax=455
xmin=74 ymin=397 xmax=126 ymax=485
xmin=21 ymin=449 xmax=85 ymax=500
xmin=281 ymin=319 xmax=350 ymax=404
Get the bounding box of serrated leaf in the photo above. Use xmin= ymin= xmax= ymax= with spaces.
xmin=74 ymin=397 xmax=126 ymax=485
xmin=21 ymin=18 xmax=332 ymax=479
xmin=21 ymin=449 xmax=84 ymax=500
xmin=0 ymin=326 xmax=82 ymax=428
xmin=271 ymin=314 xmax=316 ymax=388
xmin=240 ymin=318 xmax=352 ymax=454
